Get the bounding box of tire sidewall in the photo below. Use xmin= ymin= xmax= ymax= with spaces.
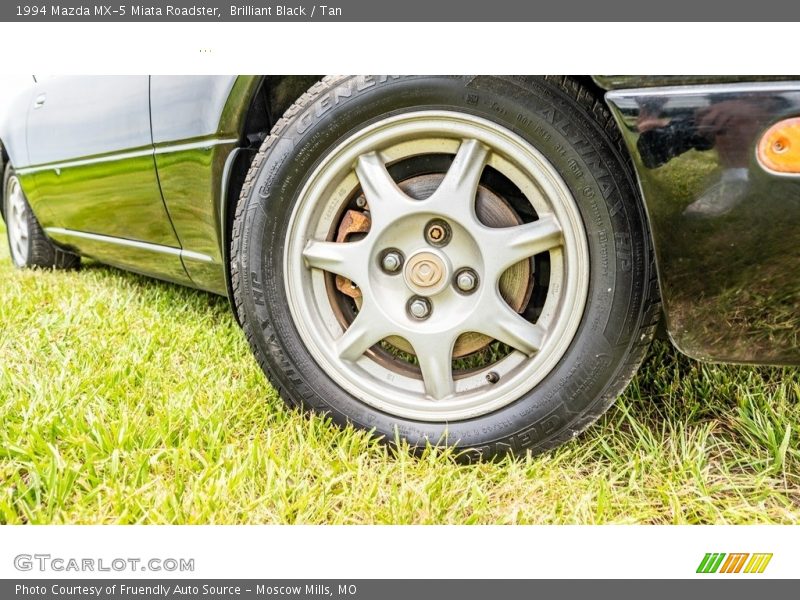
xmin=236 ymin=76 xmax=649 ymax=457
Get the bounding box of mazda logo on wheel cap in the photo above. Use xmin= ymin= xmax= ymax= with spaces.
xmin=404 ymin=250 xmax=450 ymax=295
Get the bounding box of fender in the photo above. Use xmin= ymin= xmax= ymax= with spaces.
xmin=0 ymin=83 xmax=36 ymax=219
xmin=0 ymin=84 xmax=33 ymax=169
xmin=604 ymin=81 xmax=800 ymax=366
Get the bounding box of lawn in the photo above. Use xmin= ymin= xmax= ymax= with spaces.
xmin=0 ymin=223 xmax=798 ymax=524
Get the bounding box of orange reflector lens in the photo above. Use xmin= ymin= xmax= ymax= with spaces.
xmin=758 ymin=117 xmax=800 ymax=174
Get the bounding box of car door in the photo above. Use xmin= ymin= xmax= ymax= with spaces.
xmin=24 ymin=75 xmax=191 ymax=284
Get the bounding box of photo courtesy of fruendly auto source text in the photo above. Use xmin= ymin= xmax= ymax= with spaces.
xmin=0 ymin=2 xmax=798 ymax=596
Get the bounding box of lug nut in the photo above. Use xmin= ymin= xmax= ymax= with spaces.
xmin=381 ymin=251 xmax=403 ymax=273
xmin=424 ymin=219 xmax=452 ymax=247
xmin=408 ymin=297 xmax=431 ymax=320
xmin=455 ymin=269 xmax=478 ymax=293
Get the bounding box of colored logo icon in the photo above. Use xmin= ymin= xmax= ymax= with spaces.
xmin=696 ymin=553 xmax=773 ymax=574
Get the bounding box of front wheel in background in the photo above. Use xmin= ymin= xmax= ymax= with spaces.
xmin=231 ymin=76 xmax=661 ymax=460
xmin=3 ymin=164 xmax=79 ymax=270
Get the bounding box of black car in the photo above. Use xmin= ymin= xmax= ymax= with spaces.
xmin=2 ymin=75 xmax=797 ymax=459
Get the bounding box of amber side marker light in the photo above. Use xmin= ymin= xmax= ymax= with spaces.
xmin=758 ymin=117 xmax=800 ymax=174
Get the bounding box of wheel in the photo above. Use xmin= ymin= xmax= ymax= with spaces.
xmin=231 ymin=76 xmax=660 ymax=460
xmin=3 ymin=164 xmax=79 ymax=269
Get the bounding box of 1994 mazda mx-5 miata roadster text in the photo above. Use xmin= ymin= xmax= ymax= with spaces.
xmin=1 ymin=75 xmax=798 ymax=459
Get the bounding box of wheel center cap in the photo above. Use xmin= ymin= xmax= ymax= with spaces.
xmin=404 ymin=250 xmax=450 ymax=295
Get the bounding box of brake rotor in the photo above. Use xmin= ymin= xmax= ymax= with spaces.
xmin=336 ymin=173 xmax=533 ymax=359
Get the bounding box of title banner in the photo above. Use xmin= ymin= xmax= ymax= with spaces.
xmin=3 ymin=0 xmax=800 ymax=21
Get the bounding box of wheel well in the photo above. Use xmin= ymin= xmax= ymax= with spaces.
xmin=221 ymin=76 xmax=323 ymax=322
xmin=572 ymin=76 xmax=608 ymax=105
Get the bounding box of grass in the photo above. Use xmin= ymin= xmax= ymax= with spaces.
xmin=0 ymin=225 xmax=798 ymax=524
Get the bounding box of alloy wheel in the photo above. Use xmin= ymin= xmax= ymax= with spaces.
xmin=6 ymin=176 xmax=30 ymax=265
xmin=284 ymin=111 xmax=589 ymax=421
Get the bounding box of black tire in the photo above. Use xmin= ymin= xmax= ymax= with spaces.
xmin=3 ymin=164 xmax=79 ymax=270
xmin=231 ymin=76 xmax=660 ymax=460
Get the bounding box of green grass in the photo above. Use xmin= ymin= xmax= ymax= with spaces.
xmin=0 ymin=225 xmax=798 ymax=524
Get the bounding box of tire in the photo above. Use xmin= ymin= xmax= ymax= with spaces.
xmin=3 ymin=164 xmax=79 ymax=270
xmin=231 ymin=76 xmax=660 ymax=460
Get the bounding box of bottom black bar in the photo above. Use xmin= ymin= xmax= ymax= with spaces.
xmin=2 ymin=580 xmax=795 ymax=600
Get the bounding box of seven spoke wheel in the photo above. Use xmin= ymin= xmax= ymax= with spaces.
xmin=285 ymin=111 xmax=589 ymax=420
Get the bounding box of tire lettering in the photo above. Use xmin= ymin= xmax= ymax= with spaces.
xmin=250 ymin=271 xmax=265 ymax=306
xmin=614 ymin=232 xmax=632 ymax=272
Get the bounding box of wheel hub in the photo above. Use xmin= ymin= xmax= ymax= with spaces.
xmin=339 ymin=172 xmax=533 ymax=358
xmin=404 ymin=249 xmax=450 ymax=295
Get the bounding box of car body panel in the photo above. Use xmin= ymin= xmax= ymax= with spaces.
xmin=0 ymin=83 xmax=36 ymax=217
xmin=149 ymin=75 xmax=258 ymax=293
xmin=0 ymin=84 xmax=35 ymax=167
xmin=606 ymin=82 xmax=800 ymax=365
xmin=11 ymin=76 xmax=191 ymax=284
xmin=594 ymin=75 xmax=800 ymax=90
